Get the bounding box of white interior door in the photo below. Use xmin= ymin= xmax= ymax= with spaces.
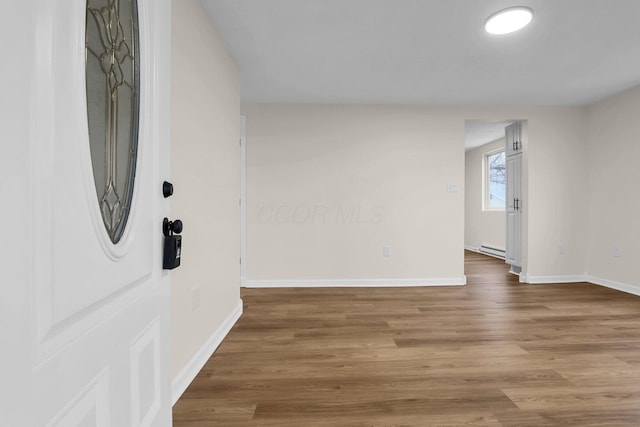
xmin=1 ymin=0 xmax=172 ymax=425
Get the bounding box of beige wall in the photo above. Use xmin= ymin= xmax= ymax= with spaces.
xmin=523 ymin=109 xmax=588 ymax=278
xmin=171 ymin=0 xmax=240 ymax=381
xmin=465 ymin=138 xmax=506 ymax=251
xmin=243 ymin=105 xmax=589 ymax=282
xmin=586 ymin=84 xmax=640 ymax=286
xmin=243 ymin=105 xmax=466 ymax=282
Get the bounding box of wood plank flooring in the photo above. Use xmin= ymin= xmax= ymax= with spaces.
xmin=173 ymin=251 xmax=640 ymax=426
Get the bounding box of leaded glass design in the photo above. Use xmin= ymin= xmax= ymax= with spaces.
xmin=85 ymin=0 xmax=140 ymax=243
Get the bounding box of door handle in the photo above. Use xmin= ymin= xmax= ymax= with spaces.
xmin=163 ymin=218 xmax=183 ymax=236
xmin=512 ymin=140 xmax=521 ymax=151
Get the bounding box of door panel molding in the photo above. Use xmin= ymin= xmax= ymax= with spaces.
xmin=46 ymin=369 xmax=110 ymax=427
xmin=31 ymin=0 xmax=162 ymax=365
xmin=130 ymin=317 xmax=162 ymax=427
xmin=20 ymin=1 xmax=173 ymax=425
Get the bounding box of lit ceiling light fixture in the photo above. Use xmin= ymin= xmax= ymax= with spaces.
xmin=485 ymin=6 xmax=533 ymax=35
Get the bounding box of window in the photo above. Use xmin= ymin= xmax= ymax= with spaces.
xmin=86 ymin=0 xmax=140 ymax=243
xmin=485 ymin=150 xmax=506 ymax=210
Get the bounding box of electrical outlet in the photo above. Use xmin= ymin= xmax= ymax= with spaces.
xmin=383 ymin=245 xmax=391 ymax=257
xmin=189 ymin=287 xmax=200 ymax=311
xmin=613 ymin=247 xmax=621 ymax=258
xmin=558 ymin=244 xmax=565 ymax=254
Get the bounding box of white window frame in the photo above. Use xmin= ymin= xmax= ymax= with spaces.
xmin=483 ymin=148 xmax=506 ymax=211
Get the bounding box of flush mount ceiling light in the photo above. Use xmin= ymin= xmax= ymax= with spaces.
xmin=485 ymin=6 xmax=533 ymax=35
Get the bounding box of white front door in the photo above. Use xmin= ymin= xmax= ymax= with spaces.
xmin=1 ymin=0 xmax=173 ymax=425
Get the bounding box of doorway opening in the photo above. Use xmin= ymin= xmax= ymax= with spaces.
xmin=464 ymin=119 xmax=527 ymax=279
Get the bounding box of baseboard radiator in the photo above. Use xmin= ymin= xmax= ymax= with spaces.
xmin=479 ymin=245 xmax=506 ymax=260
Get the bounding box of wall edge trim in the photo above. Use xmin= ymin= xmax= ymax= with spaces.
xmin=244 ymin=277 xmax=467 ymax=288
xmin=522 ymin=275 xmax=587 ymax=284
xmin=171 ymin=299 xmax=243 ymax=406
xmin=587 ymin=275 xmax=640 ymax=297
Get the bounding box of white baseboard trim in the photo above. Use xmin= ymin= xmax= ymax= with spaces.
xmin=520 ymin=274 xmax=640 ymax=299
xmin=244 ymin=277 xmax=467 ymax=288
xmin=587 ymin=276 xmax=640 ymax=297
xmin=464 ymin=245 xmax=479 ymax=252
xmin=521 ymin=275 xmax=587 ymax=284
xmin=171 ymin=299 xmax=243 ymax=406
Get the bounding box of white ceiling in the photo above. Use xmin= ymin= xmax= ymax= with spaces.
xmin=201 ymin=0 xmax=640 ymax=106
xmin=464 ymin=121 xmax=513 ymax=151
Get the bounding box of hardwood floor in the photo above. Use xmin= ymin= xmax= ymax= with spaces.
xmin=173 ymin=251 xmax=640 ymax=426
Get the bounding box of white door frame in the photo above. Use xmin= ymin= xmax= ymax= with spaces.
xmin=240 ymin=115 xmax=247 ymax=286
xmin=463 ymin=118 xmax=528 ymax=277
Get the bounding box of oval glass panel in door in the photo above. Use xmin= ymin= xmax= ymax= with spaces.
xmin=85 ymin=0 xmax=140 ymax=243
